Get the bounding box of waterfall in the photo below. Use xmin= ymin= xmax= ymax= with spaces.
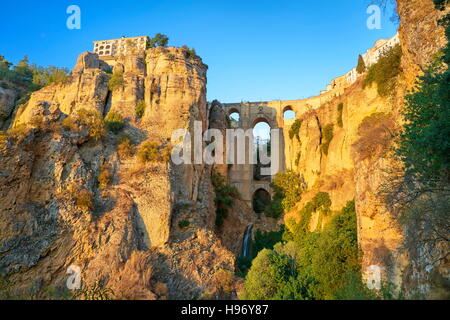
xmin=242 ymin=225 xmax=253 ymax=258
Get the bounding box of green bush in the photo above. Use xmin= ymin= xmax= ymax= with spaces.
xmin=108 ymin=71 xmax=124 ymax=91
xmin=265 ymin=171 xmax=306 ymax=219
xmin=242 ymin=200 xmax=361 ymax=300
xmin=105 ymin=110 xmax=125 ymax=134
xmin=241 ymin=249 xmax=317 ymax=300
xmin=147 ymin=33 xmax=169 ymax=48
xmin=321 ymin=124 xmax=334 ymax=155
xmin=337 ymin=103 xmax=344 ymax=128
xmin=287 ymin=192 xmax=332 ymax=238
xmin=363 ymin=44 xmax=402 ymax=97
xmin=295 ymin=151 xmax=301 ymax=167
xmin=250 ymin=227 xmax=285 ymax=260
xmin=137 ymin=141 xmax=172 ymax=163
xmin=178 ymin=220 xmax=190 ymax=229
xmin=353 ymin=112 xmax=395 ymax=161
xmin=212 ymin=170 xmax=240 ymax=228
xmin=182 ymin=45 xmax=197 ymax=59
xmin=76 ymin=189 xmax=94 ymax=210
xmin=0 ymin=54 xmax=69 ymax=104
xmin=135 ymin=100 xmax=146 ymax=119
xmin=289 ymin=119 xmax=302 ymax=141
xmin=117 ymin=134 xmax=135 ymax=159
xmin=356 ymin=55 xmax=366 ymax=74
xmin=62 ymin=108 xmax=106 ymax=141
xmin=98 ymin=164 xmax=113 ymax=190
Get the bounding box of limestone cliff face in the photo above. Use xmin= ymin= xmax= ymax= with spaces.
xmin=284 ymin=0 xmax=449 ymax=297
xmin=0 ymin=87 xmax=17 ymax=127
xmin=397 ymin=0 xmax=449 ymax=87
xmin=0 ymin=48 xmax=235 ymax=299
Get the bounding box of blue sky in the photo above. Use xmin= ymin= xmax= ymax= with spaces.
xmin=0 ymin=0 xmax=397 ymax=103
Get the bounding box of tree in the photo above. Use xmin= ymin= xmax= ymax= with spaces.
xmin=148 ymin=33 xmax=169 ymax=48
xmin=356 ymin=55 xmax=366 ymax=74
xmin=383 ymin=6 xmax=450 ymax=265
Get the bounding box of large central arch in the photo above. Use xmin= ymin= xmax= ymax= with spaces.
xmin=219 ymin=102 xmax=286 ymax=209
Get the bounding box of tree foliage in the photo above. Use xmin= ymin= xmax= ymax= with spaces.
xmin=148 ymin=33 xmax=169 ymax=48
xmin=363 ymin=44 xmax=402 ymax=97
xmin=212 ymin=170 xmax=240 ymax=228
xmin=356 ymin=55 xmax=366 ymax=74
xmin=265 ymin=171 xmax=307 ymax=219
xmin=242 ymin=201 xmax=361 ymax=300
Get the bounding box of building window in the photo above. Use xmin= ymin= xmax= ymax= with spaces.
xmin=99 ymin=51 xmax=104 ymax=55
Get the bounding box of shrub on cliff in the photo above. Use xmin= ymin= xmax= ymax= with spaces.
xmin=147 ymin=33 xmax=169 ymax=48
xmin=137 ymin=141 xmax=172 ymax=163
xmin=352 ymin=112 xmax=396 ymax=161
xmin=363 ymin=44 xmax=402 ymax=97
xmin=117 ymin=134 xmax=135 ymax=159
xmin=243 ymin=201 xmax=361 ymax=300
xmin=321 ymin=124 xmax=334 ymax=155
xmin=265 ymin=171 xmax=307 ymax=219
xmin=105 ymin=110 xmax=125 ymax=134
xmin=98 ymin=164 xmax=113 ymax=190
xmin=182 ymin=45 xmax=197 ymax=59
xmin=337 ymin=103 xmax=344 ymax=128
xmin=356 ymin=55 xmax=366 ymax=74
xmin=62 ymin=108 xmax=106 ymax=141
xmin=135 ymin=100 xmax=146 ymax=119
xmin=382 ymin=7 xmax=450 ymax=267
xmin=211 ymin=170 xmax=240 ymax=228
xmin=108 ymin=71 xmax=124 ymax=91
xmin=76 ymin=189 xmax=94 ymax=210
xmin=289 ymin=119 xmax=302 ymax=141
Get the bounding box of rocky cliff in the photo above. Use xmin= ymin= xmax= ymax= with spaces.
xmin=283 ymin=0 xmax=449 ymax=298
xmin=0 ymin=47 xmax=236 ymax=299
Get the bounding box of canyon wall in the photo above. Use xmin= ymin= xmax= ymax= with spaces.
xmin=282 ymin=0 xmax=449 ymax=297
xmin=0 ymin=47 xmax=236 ymax=299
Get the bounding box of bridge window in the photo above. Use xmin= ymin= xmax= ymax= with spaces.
xmin=253 ymin=118 xmax=271 ymax=181
xmin=252 ymin=189 xmax=271 ymax=214
xmin=228 ymin=110 xmax=240 ymax=128
xmin=283 ymin=106 xmax=296 ymax=119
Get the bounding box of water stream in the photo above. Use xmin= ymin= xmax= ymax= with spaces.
xmin=242 ymin=225 xmax=254 ymax=258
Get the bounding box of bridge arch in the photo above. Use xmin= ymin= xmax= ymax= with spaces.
xmin=283 ymin=105 xmax=296 ymax=119
xmin=228 ymin=108 xmax=241 ymax=128
xmin=252 ymin=187 xmax=272 ymax=214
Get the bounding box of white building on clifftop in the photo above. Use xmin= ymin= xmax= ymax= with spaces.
xmin=93 ymin=36 xmax=149 ymax=59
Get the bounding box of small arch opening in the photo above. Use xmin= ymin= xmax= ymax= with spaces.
xmin=252 ymin=189 xmax=271 ymax=214
xmin=283 ymin=106 xmax=296 ymax=119
xmin=253 ymin=119 xmax=271 ymax=181
xmin=228 ymin=110 xmax=240 ymax=128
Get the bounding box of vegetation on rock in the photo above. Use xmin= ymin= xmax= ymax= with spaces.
xmin=108 ymin=71 xmax=125 ymax=91
xmin=265 ymin=171 xmax=307 ymax=219
xmin=356 ymin=54 xmax=366 ymax=74
xmin=289 ymin=119 xmax=302 ymax=141
xmin=105 ymin=110 xmax=125 ymax=134
xmin=337 ymin=103 xmax=344 ymax=128
xmin=147 ymin=33 xmax=169 ymax=48
xmin=135 ymin=99 xmax=146 ymax=119
xmin=363 ymin=44 xmax=402 ymax=97
xmin=137 ymin=141 xmax=172 ymax=163
xmin=212 ymin=170 xmax=240 ymax=228
xmin=62 ymin=108 xmax=106 ymax=141
xmin=353 ymin=112 xmax=396 ymax=161
xmin=321 ymin=124 xmax=334 ymax=155
xmin=241 ymin=201 xmax=362 ymax=300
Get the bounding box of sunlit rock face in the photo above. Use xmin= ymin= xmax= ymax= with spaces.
xmin=0 ymin=48 xmax=238 ymax=299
